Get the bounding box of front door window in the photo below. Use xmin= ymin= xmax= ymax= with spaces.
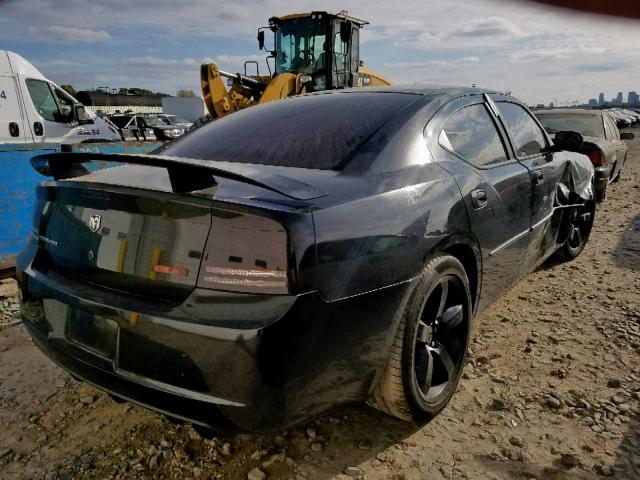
xmin=26 ymin=79 xmax=75 ymax=124
xmin=26 ymin=79 xmax=59 ymax=122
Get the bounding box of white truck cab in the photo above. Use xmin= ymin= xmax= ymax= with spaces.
xmin=0 ymin=50 xmax=121 ymax=144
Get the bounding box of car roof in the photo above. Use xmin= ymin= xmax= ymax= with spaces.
xmin=536 ymin=109 xmax=602 ymax=116
xmin=310 ymin=84 xmax=503 ymax=98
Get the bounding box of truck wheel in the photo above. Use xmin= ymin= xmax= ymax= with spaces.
xmin=370 ymin=255 xmax=472 ymax=421
xmin=558 ymin=200 xmax=595 ymax=261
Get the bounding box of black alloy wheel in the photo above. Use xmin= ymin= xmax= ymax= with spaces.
xmin=559 ymin=200 xmax=595 ymax=260
xmin=410 ymin=273 xmax=469 ymax=407
xmin=370 ymin=255 xmax=472 ymax=421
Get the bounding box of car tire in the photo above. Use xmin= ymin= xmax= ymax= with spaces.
xmin=595 ymin=183 xmax=607 ymax=202
xmin=613 ymin=168 xmax=622 ymax=183
xmin=369 ymin=255 xmax=472 ymax=422
xmin=557 ymin=199 xmax=596 ymax=261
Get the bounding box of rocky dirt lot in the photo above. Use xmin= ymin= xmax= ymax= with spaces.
xmin=1 ymin=135 xmax=639 ymax=480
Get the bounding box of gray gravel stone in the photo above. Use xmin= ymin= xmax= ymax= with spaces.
xmin=248 ymin=467 xmax=266 ymax=480
xmin=310 ymin=442 xmax=323 ymax=452
xmin=344 ymin=466 xmax=364 ymax=478
xmin=544 ymin=395 xmax=562 ymax=409
xmin=509 ymin=436 xmax=525 ymax=448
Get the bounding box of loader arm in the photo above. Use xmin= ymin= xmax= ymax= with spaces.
xmin=258 ymin=73 xmax=306 ymax=104
xmin=200 ymin=63 xmax=237 ymax=119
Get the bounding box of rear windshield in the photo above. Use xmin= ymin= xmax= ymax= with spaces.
xmin=536 ymin=114 xmax=605 ymax=138
xmin=164 ymin=92 xmax=419 ymax=170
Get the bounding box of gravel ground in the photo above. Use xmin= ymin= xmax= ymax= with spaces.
xmin=0 ymin=279 xmax=20 ymax=328
xmin=1 ymin=134 xmax=639 ymax=480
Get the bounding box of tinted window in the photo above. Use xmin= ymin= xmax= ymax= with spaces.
xmin=110 ymin=116 xmax=133 ymax=128
xmin=440 ymin=103 xmax=508 ymax=167
xmin=53 ymin=87 xmax=74 ymax=122
xmin=26 ymin=80 xmax=58 ymax=122
xmin=497 ymin=102 xmax=547 ymax=157
xmin=536 ymin=114 xmax=605 ymax=138
xmin=144 ymin=116 xmax=170 ymax=127
xmin=165 ymin=93 xmax=419 ymax=170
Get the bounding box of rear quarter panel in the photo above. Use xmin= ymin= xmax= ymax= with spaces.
xmin=312 ymin=164 xmax=469 ymax=301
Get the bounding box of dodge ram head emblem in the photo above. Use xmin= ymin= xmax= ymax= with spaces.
xmin=88 ymin=214 xmax=101 ymax=233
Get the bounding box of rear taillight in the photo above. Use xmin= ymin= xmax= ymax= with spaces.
xmin=197 ymin=210 xmax=289 ymax=295
xmin=586 ymin=149 xmax=605 ymax=166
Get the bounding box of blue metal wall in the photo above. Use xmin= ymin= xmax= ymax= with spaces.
xmin=0 ymin=141 xmax=163 ymax=269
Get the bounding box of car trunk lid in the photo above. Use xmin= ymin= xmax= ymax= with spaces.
xmin=34 ymin=183 xmax=212 ymax=304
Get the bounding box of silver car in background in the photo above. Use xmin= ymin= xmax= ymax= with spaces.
xmin=536 ymin=109 xmax=634 ymax=201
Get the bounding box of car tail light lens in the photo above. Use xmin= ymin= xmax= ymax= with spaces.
xmin=197 ymin=210 xmax=290 ymax=295
xmin=586 ymin=149 xmax=605 ymax=166
xmin=202 ymin=266 xmax=287 ymax=290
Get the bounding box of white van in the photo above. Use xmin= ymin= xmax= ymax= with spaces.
xmin=0 ymin=50 xmax=121 ymax=144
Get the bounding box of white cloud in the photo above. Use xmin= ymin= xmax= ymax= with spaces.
xmin=28 ymin=25 xmax=111 ymax=43
xmin=450 ymin=16 xmax=525 ymax=38
xmin=382 ymin=57 xmax=482 ymax=70
xmin=3 ymin=0 xmax=640 ymax=104
xmin=123 ymin=57 xmax=200 ymax=68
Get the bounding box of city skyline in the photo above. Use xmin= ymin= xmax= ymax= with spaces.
xmin=586 ymin=90 xmax=639 ymax=107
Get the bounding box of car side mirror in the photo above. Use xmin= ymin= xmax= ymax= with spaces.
xmin=257 ymin=30 xmax=265 ymax=50
xmin=74 ymin=104 xmax=93 ymax=125
xmin=553 ymin=131 xmax=583 ymax=152
xmin=620 ymin=132 xmax=635 ymax=140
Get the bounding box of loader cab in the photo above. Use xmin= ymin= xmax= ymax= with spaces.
xmin=267 ymin=11 xmax=365 ymax=91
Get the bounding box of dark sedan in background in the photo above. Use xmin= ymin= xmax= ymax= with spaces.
xmin=536 ymin=109 xmax=634 ymax=201
xmin=17 ymin=87 xmax=595 ymax=432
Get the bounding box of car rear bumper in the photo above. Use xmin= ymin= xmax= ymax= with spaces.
xmin=22 ymin=317 xmax=238 ymax=430
xmin=17 ymin=243 xmax=410 ymax=431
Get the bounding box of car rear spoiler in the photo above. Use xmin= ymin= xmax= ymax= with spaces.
xmin=31 ymin=152 xmax=327 ymax=201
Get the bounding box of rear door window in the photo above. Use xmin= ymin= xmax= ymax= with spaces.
xmin=497 ymin=102 xmax=548 ymax=157
xmin=439 ymin=103 xmax=508 ymax=167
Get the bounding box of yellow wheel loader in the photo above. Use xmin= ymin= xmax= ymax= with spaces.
xmin=200 ymin=11 xmax=392 ymax=120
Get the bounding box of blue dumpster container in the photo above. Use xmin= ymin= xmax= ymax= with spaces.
xmin=0 ymin=141 xmax=164 ymax=270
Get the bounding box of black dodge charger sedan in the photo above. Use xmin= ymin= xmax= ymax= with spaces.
xmin=17 ymin=87 xmax=595 ymax=432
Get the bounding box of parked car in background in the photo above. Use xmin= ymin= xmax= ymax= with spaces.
xmin=108 ymin=114 xmax=186 ymax=141
xmin=606 ymin=109 xmax=634 ymax=128
xmin=618 ymin=108 xmax=640 ymax=123
xmin=141 ymin=114 xmax=187 ymax=140
xmin=536 ymin=109 xmax=634 ymax=201
xmin=158 ymin=114 xmax=193 ymax=130
xmin=18 ymin=87 xmax=596 ymax=432
xmin=108 ymin=114 xmax=153 ymax=141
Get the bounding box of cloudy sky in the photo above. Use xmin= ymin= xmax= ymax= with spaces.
xmin=0 ymin=0 xmax=638 ymax=105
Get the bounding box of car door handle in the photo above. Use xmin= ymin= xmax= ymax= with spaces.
xmin=532 ymin=169 xmax=544 ymax=185
xmin=471 ymin=189 xmax=487 ymax=209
